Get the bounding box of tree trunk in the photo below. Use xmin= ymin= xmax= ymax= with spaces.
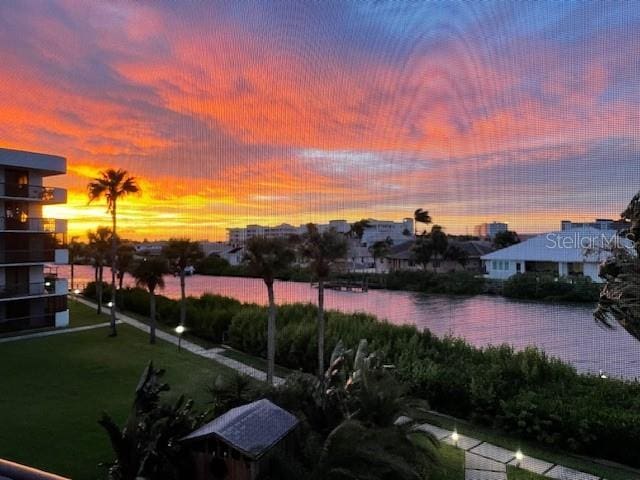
xmin=317 ymin=279 xmax=325 ymax=378
xmin=149 ymin=290 xmax=156 ymax=344
xmin=109 ymin=206 xmax=118 ymax=337
xmin=180 ymin=269 xmax=187 ymax=326
xmin=70 ymin=262 xmax=75 ymax=291
xmin=96 ymin=265 xmax=103 ymax=314
xmin=266 ymin=282 xmax=276 ymax=385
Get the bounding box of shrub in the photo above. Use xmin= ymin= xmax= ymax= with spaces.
xmin=503 ymin=273 xmax=600 ymax=302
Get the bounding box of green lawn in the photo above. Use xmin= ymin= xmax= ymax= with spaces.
xmin=0 ymin=322 xmax=237 ymax=480
xmin=68 ymin=300 xmax=111 ymax=327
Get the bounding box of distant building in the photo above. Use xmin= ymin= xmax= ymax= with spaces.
xmin=560 ymin=218 xmax=627 ymax=232
xmin=359 ymin=218 xmax=414 ymax=247
xmin=481 ymin=228 xmax=633 ymax=283
xmin=384 ymin=239 xmax=494 ymax=273
xmin=182 ymin=399 xmax=299 ymax=480
xmin=474 ymin=222 xmax=508 ymax=239
xmin=0 ymin=148 xmax=69 ymax=333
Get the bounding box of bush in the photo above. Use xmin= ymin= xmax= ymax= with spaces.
xmin=503 ymin=273 xmax=601 ymax=302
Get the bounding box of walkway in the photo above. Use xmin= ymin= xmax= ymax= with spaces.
xmin=75 ymin=297 xmax=285 ymax=385
xmin=0 ymin=321 xmax=114 ymax=344
xmin=420 ymin=423 xmax=603 ymax=480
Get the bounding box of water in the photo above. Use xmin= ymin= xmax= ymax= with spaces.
xmin=58 ymin=265 xmax=640 ymax=380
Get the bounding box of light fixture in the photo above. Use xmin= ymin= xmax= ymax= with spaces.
xmin=175 ymin=325 xmax=186 ymax=335
xmin=515 ymin=449 xmax=524 ymax=467
xmin=107 ymin=301 xmax=113 ymax=308
xmin=451 ymin=430 xmax=459 ymax=447
xmin=45 ymin=281 xmax=51 ymax=287
xmin=74 ymin=289 xmax=80 ymax=295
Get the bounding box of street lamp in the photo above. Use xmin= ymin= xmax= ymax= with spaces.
xmin=175 ymin=325 xmax=186 ymax=351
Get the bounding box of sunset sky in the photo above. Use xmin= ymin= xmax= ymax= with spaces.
xmin=1 ymin=1 xmax=639 ymax=241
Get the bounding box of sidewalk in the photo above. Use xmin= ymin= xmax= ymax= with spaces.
xmin=0 ymin=321 xmax=113 ymax=344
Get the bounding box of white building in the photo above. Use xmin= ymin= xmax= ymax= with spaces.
xmin=474 ymin=221 xmax=508 ymax=239
xmin=0 ymin=148 xmax=69 ymax=332
xmin=481 ymin=228 xmax=632 ymax=283
xmin=359 ymin=218 xmax=414 ymax=247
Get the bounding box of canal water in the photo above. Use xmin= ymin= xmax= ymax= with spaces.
xmin=58 ymin=265 xmax=640 ymax=380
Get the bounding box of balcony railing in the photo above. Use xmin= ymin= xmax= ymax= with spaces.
xmin=0 ymin=249 xmax=57 ymax=264
xmin=0 ymin=217 xmax=67 ymax=233
xmin=0 ymin=183 xmax=67 ymax=203
xmin=0 ymin=279 xmax=67 ymax=299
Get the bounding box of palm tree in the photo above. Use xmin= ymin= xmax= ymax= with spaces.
xmin=369 ymin=238 xmax=393 ymax=273
xmin=116 ymin=242 xmax=136 ymax=291
xmin=595 ymin=190 xmax=640 ymax=340
xmin=87 ymin=226 xmax=112 ymax=315
xmin=88 ymin=169 xmax=140 ymax=337
xmin=300 ymin=224 xmax=349 ymax=377
xmin=348 ymin=219 xmax=371 ymax=242
xmin=68 ymin=236 xmax=85 ymax=291
xmin=163 ymin=239 xmax=204 ymax=328
xmin=413 ymin=208 xmax=432 ymax=236
xmin=244 ymin=236 xmax=295 ymax=384
xmin=131 ymin=256 xmax=169 ymax=344
xmin=429 ymin=225 xmax=448 ymax=272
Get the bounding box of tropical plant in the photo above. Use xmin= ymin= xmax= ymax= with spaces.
xmin=99 ymin=362 xmax=206 ymax=480
xmin=414 ymin=208 xmax=432 ymax=236
xmin=300 ymin=224 xmax=349 ymax=377
xmin=163 ymin=239 xmax=204 ymax=328
xmin=244 ymin=236 xmax=295 ymax=384
xmin=87 ymin=226 xmax=112 ymax=314
xmin=116 ymin=242 xmax=136 ymax=290
xmin=88 ymin=169 xmax=140 ymax=336
xmin=595 ymin=190 xmax=640 ymax=340
xmin=446 ymin=243 xmax=469 ymax=269
xmin=412 ymin=234 xmax=433 ymax=270
xmin=68 ymin=236 xmax=85 ymax=291
xmin=131 ymin=256 xmax=170 ymax=344
xmin=429 ymin=226 xmax=448 ymax=272
xmin=493 ymin=230 xmax=520 ymax=249
xmin=349 ymin=219 xmax=371 ymax=242
xmin=369 ymin=238 xmax=393 ymax=273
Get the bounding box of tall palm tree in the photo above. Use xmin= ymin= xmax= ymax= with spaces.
xmin=163 ymin=239 xmax=204 ymax=328
xmin=87 ymin=226 xmax=112 ymax=315
xmin=595 ymin=190 xmax=640 ymax=340
xmin=413 ymin=208 xmax=432 ymax=236
xmin=244 ymin=236 xmax=295 ymax=384
xmin=88 ymin=169 xmax=140 ymax=336
xmin=131 ymin=257 xmax=169 ymax=344
xmin=300 ymin=224 xmax=348 ymax=377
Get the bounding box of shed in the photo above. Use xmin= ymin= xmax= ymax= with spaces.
xmin=182 ymin=399 xmax=299 ymax=480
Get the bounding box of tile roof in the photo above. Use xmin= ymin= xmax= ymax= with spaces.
xmin=182 ymin=399 xmax=299 ymax=459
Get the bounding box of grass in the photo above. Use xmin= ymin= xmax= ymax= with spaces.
xmin=507 ymin=466 xmax=548 ymax=479
xmin=424 ymin=412 xmax=640 ymax=480
xmin=68 ymin=300 xmax=111 ymax=327
xmin=0 ymin=321 xmax=238 ymax=480
xmin=431 ymin=444 xmax=465 ymax=480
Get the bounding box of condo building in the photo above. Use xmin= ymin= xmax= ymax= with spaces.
xmin=0 ymin=148 xmax=69 ymax=333
xmin=474 ymin=221 xmax=508 ymax=239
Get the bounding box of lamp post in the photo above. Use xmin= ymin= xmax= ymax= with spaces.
xmin=515 ymin=449 xmax=524 ymax=468
xmin=451 ymin=430 xmax=459 ymax=448
xmin=73 ymin=289 xmax=81 ymax=305
xmin=175 ymin=325 xmax=185 ymax=351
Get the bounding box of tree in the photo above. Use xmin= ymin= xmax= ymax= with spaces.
xmin=116 ymin=242 xmax=136 ymax=291
xmin=349 ymin=219 xmax=371 ymax=242
xmin=429 ymin=225 xmax=448 ymax=272
xmin=414 ymin=208 xmax=432 ymax=236
xmin=68 ymin=236 xmax=85 ymax=291
xmin=446 ymin=243 xmax=469 ymax=269
xmin=369 ymin=238 xmax=393 ymax=273
xmin=244 ymin=237 xmax=295 ymax=384
xmin=300 ymin=224 xmax=349 ymax=377
xmin=132 ymin=256 xmax=169 ymax=344
xmin=99 ymin=362 xmax=205 ymax=480
xmin=493 ymin=230 xmax=520 ymax=249
xmin=87 ymin=226 xmax=112 ymax=314
xmin=163 ymin=239 xmax=204 ymax=328
xmin=595 ymin=190 xmax=640 ymax=340
xmin=412 ymin=234 xmax=433 ymax=270
xmin=88 ymin=169 xmax=140 ymax=337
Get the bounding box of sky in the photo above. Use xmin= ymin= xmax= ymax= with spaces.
xmin=1 ymin=1 xmax=639 ymax=241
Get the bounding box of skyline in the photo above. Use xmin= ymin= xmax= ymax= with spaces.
xmin=1 ymin=1 xmax=639 ymax=240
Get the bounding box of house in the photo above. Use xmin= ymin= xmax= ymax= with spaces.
xmin=0 ymin=148 xmax=69 ymax=333
xmin=481 ymin=228 xmax=632 ymax=282
xmin=384 ymin=239 xmax=494 ymax=273
xmin=182 ymin=399 xmax=299 ymax=480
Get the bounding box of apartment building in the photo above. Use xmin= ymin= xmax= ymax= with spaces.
xmin=0 ymin=148 xmax=69 ymax=333
xmin=474 ymin=221 xmax=508 ymax=239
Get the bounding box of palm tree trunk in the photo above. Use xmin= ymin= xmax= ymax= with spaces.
xmin=266 ymin=282 xmax=276 ymax=385
xmin=180 ymin=269 xmax=186 ymax=326
xmin=109 ymin=206 xmax=118 ymax=336
xmin=70 ymin=262 xmax=75 ymax=291
xmin=97 ymin=265 xmax=103 ymax=314
xmin=318 ymin=279 xmax=325 ymax=378
xmin=149 ymin=290 xmax=156 ymax=344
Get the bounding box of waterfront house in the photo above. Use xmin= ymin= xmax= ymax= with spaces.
xmin=481 ymin=228 xmax=631 ymax=282
xmin=182 ymin=399 xmax=299 ymax=480
xmin=0 ymin=148 xmax=69 ymax=333
xmin=385 ymin=239 xmax=494 ymax=273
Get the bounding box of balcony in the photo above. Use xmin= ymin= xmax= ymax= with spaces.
xmin=0 ymin=248 xmax=68 ymax=265
xmin=0 ymin=217 xmax=67 ymax=233
xmin=0 ymin=279 xmax=68 ymax=300
xmin=0 ymin=183 xmax=67 ymax=204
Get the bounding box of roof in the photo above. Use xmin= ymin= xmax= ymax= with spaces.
xmin=0 ymin=148 xmax=66 ymax=176
xmin=481 ymin=228 xmax=632 ymax=263
xmin=387 ymin=240 xmax=414 ymax=260
xmin=385 ymin=240 xmax=494 ymax=261
xmin=182 ymin=399 xmax=299 ymax=459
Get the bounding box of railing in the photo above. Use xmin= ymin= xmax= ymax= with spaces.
xmin=0 ymin=280 xmax=61 ymax=299
xmin=0 ymin=217 xmax=67 ymax=233
xmin=0 ymin=457 xmax=71 ymax=480
xmin=0 ymin=183 xmax=66 ymax=202
xmin=0 ymin=249 xmax=56 ymax=264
